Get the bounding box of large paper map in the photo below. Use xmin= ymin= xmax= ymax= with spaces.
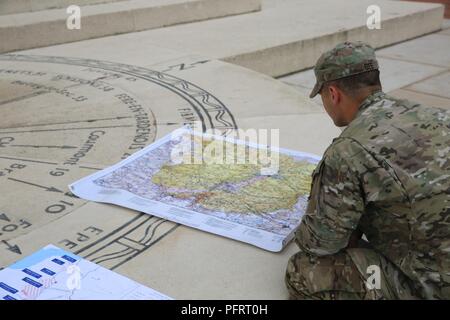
xmin=70 ymin=128 xmax=320 ymax=251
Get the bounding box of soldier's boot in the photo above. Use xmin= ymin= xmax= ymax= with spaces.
xmin=285 ymin=248 xmax=419 ymax=300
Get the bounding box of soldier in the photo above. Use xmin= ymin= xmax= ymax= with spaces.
xmin=285 ymin=41 xmax=450 ymax=299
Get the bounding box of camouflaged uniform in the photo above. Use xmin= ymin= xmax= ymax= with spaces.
xmin=285 ymin=42 xmax=450 ymax=300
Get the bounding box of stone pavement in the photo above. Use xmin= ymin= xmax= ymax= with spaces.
xmin=0 ymin=35 xmax=338 ymax=300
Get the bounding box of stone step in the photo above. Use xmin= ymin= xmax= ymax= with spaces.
xmin=55 ymin=0 xmax=440 ymax=77
xmin=400 ymin=0 xmax=450 ymax=18
xmin=0 ymin=0 xmax=262 ymax=53
xmin=0 ymin=0 xmax=126 ymax=15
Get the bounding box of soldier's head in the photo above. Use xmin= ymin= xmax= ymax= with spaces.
xmin=310 ymin=41 xmax=382 ymax=127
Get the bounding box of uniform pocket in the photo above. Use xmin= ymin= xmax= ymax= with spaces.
xmin=307 ymin=159 xmax=325 ymax=201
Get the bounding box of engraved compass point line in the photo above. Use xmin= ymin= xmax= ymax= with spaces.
xmin=0 ymin=90 xmax=48 ymax=107
xmin=156 ymin=122 xmax=182 ymax=126
xmin=0 ymin=116 xmax=134 ymax=130
xmin=7 ymin=177 xmax=64 ymax=193
xmin=0 ymin=156 xmax=58 ymax=165
xmin=0 ymin=125 xmax=134 ymax=134
xmin=78 ymin=165 xmax=103 ymax=171
xmin=1 ymin=240 xmax=22 ymax=255
xmin=0 ymin=81 xmax=84 ymax=109
xmin=9 ymin=144 xmax=78 ymax=149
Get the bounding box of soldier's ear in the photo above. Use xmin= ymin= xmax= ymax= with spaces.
xmin=328 ymin=85 xmax=341 ymax=106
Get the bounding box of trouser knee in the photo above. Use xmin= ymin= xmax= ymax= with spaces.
xmin=285 ymin=250 xmax=368 ymax=300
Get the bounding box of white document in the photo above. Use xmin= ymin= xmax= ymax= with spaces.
xmin=0 ymin=244 xmax=172 ymax=300
xmin=70 ymin=128 xmax=320 ymax=252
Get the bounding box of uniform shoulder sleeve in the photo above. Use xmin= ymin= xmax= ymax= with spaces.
xmin=295 ymin=138 xmax=366 ymax=256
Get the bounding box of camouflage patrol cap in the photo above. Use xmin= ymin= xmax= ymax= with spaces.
xmin=310 ymin=41 xmax=379 ymax=98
